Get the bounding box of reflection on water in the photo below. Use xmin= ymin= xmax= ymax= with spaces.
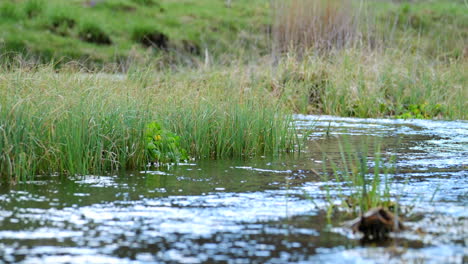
xmin=0 ymin=115 xmax=466 ymax=263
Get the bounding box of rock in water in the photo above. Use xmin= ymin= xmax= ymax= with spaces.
xmin=349 ymin=207 xmax=404 ymax=240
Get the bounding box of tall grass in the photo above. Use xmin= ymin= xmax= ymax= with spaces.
xmin=0 ymin=66 xmax=298 ymax=182
xmin=319 ymin=138 xmax=396 ymax=218
xmin=272 ymin=0 xmax=366 ymax=54
xmin=264 ymin=49 xmax=467 ymax=119
xmin=272 ymin=0 xmax=466 ymax=59
xmin=1 ymin=49 xmax=465 ymax=183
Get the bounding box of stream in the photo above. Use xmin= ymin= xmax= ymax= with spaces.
xmin=0 ymin=115 xmax=466 ymax=263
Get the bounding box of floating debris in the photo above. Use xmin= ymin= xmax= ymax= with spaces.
xmin=349 ymin=207 xmax=404 ymax=240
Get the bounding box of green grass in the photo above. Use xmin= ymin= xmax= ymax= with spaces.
xmin=0 ymin=66 xmax=297 ymax=183
xmin=0 ymin=0 xmax=466 ymax=182
xmin=318 ymin=138 xmax=397 ymax=220
xmin=0 ymin=0 xmax=269 ymax=65
xmin=371 ymin=0 xmax=467 ymax=59
xmin=0 ymin=0 xmax=465 ymax=64
xmin=247 ymin=48 xmax=467 ymax=120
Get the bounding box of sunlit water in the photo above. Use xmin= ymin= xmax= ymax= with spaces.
xmin=0 ymin=115 xmax=466 ymax=263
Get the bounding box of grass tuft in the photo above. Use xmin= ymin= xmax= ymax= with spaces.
xmin=79 ymin=22 xmax=112 ymax=45
xmin=0 ymin=66 xmax=299 ymax=182
xmin=24 ymin=0 xmax=44 ymax=18
xmin=132 ymin=26 xmax=169 ymax=49
xmin=319 ymin=138 xmax=396 ymax=219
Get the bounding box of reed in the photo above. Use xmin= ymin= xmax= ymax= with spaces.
xmin=0 ymin=66 xmax=298 ymax=182
xmin=320 ymin=138 xmax=396 ymax=217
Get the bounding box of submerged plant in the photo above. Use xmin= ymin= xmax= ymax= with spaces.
xmin=145 ymin=121 xmax=188 ymax=166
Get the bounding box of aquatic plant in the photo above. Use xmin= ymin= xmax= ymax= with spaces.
xmin=145 ymin=121 xmax=188 ymax=166
xmin=320 ymin=138 xmax=396 ymax=217
xmin=0 ymin=67 xmax=299 ymax=183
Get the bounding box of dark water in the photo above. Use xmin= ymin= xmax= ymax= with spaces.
xmin=0 ymin=115 xmax=466 ymax=263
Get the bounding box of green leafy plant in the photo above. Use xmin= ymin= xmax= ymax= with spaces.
xmin=145 ymin=122 xmax=188 ymax=166
xmin=396 ymin=102 xmax=444 ymax=119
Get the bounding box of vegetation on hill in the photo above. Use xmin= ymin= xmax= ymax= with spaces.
xmin=0 ymin=0 xmax=269 ymax=65
xmin=1 ymin=0 xmax=465 ymax=65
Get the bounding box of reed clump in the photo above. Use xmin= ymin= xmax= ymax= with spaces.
xmin=320 ymin=139 xmax=396 ymax=217
xmin=0 ymin=66 xmax=298 ymax=182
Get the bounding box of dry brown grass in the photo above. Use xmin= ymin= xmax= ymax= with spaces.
xmin=272 ymin=0 xmax=365 ymax=54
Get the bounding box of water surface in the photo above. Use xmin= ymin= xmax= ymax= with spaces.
xmin=0 ymin=115 xmax=466 ymax=263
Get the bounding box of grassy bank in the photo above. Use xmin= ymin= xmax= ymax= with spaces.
xmin=3 ymin=0 xmax=464 ymax=65
xmin=267 ymin=49 xmax=467 ymax=119
xmin=0 ymin=0 xmax=268 ymax=65
xmin=2 ymin=48 xmax=465 ymax=182
xmin=0 ymin=0 xmax=466 ymax=182
xmin=0 ymin=67 xmax=297 ymax=182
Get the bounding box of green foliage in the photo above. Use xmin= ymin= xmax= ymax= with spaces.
xmin=0 ymin=0 xmax=465 ymax=65
xmin=48 ymin=12 xmax=76 ymax=36
xmin=145 ymin=122 xmax=188 ymax=166
xmin=93 ymin=0 xmax=138 ymax=11
xmin=1 ymin=39 xmax=27 ymax=54
xmin=396 ymin=103 xmax=444 ymax=119
xmin=321 ymin=139 xmax=396 ymax=217
xmin=24 ymin=0 xmax=44 ymax=18
xmin=0 ymin=0 xmax=269 ymax=64
xmin=0 ymin=2 xmax=21 ymax=20
xmin=132 ymin=0 xmax=158 ymax=6
xmin=267 ymin=48 xmax=467 ymax=120
xmin=377 ymin=0 xmax=467 ymax=59
xmin=131 ymin=26 xmax=168 ymax=49
xmin=0 ymin=67 xmax=298 ymax=182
